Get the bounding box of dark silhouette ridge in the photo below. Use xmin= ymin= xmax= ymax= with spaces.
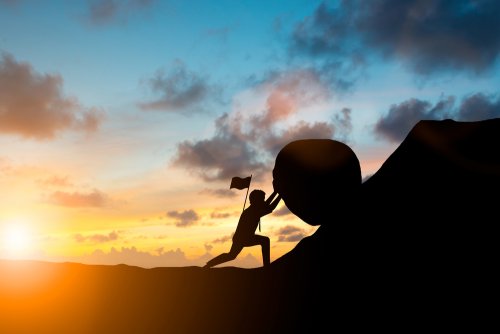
xmin=1 ymin=119 xmax=498 ymax=333
xmin=361 ymin=118 xmax=500 ymax=261
xmin=364 ymin=118 xmax=500 ymax=197
xmin=360 ymin=118 xmax=499 ymax=291
xmin=0 ymin=260 xmax=327 ymax=333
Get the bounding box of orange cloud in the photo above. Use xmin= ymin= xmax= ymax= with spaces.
xmin=48 ymin=189 xmax=109 ymax=207
xmin=210 ymin=211 xmax=234 ymax=219
xmin=265 ymin=88 xmax=296 ymax=123
xmin=255 ymin=69 xmax=330 ymax=128
xmin=74 ymin=230 xmax=119 ymax=243
xmin=37 ymin=175 xmax=72 ymax=188
xmin=0 ymin=53 xmax=104 ymax=140
xmin=211 ymin=234 xmax=232 ymax=244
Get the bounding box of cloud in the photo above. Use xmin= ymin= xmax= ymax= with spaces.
xmin=172 ymin=69 xmax=345 ymax=181
xmin=139 ymin=60 xmax=220 ymax=114
xmin=86 ymin=0 xmax=156 ymax=25
xmin=79 ymin=108 xmax=104 ymax=132
xmin=291 ymin=1 xmax=500 ymax=76
xmin=210 ymin=211 xmax=234 ymax=219
xmin=48 ymin=189 xmax=109 ymax=207
xmin=212 ymin=234 xmax=232 ymax=244
xmin=334 ymin=107 xmax=353 ymax=140
xmin=37 ymin=175 xmax=72 ymax=188
xmin=0 ymin=53 xmax=104 ymax=140
xmin=166 ymin=209 xmax=200 ymax=227
xmin=74 ymin=230 xmax=119 ymax=243
xmin=375 ymin=92 xmax=500 ymax=142
xmin=204 ymin=243 xmax=213 ymax=253
xmin=456 ymin=92 xmax=500 ymax=121
xmin=275 ymin=225 xmax=307 ymax=242
xmin=273 ymin=206 xmax=292 ymax=217
xmin=88 ymin=0 xmax=119 ymax=24
xmin=251 ymin=70 xmax=330 ymax=128
xmin=200 ymin=188 xmax=237 ymax=198
xmin=172 ymin=113 xmax=268 ymax=181
xmin=374 ymin=96 xmax=455 ymax=141
xmin=263 ymin=120 xmax=335 ymax=157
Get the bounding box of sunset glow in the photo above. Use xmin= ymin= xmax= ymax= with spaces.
xmin=0 ymin=0 xmax=499 ymax=268
xmin=2 ymin=223 xmax=31 ymax=257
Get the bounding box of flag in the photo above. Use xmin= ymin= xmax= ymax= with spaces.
xmin=230 ymin=176 xmax=251 ymax=190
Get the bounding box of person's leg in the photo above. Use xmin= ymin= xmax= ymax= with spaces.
xmin=245 ymin=235 xmax=270 ymax=267
xmin=204 ymin=243 xmax=243 ymax=268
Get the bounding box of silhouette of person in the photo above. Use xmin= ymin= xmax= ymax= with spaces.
xmin=205 ymin=190 xmax=281 ymax=268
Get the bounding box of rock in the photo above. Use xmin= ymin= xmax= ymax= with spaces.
xmin=272 ymin=139 xmax=362 ymax=226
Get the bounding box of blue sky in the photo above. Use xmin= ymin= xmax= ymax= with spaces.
xmin=1 ymin=0 xmax=499 ymax=267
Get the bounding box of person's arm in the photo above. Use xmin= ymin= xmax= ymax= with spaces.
xmin=269 ymin=193 xmax=281 ymax=211
xmin=265 ymin=191 xmax=278 ymax=205
xmin=263 ymin=191 xmax=282 ymax=214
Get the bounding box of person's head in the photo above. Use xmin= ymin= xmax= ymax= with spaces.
xmin=249 ymin=189 xmax=265 ymax=205
xmin=272 ymin=139 xmax=361 ymax=226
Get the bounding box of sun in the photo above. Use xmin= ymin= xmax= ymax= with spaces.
xmin=3 ymin=224 xmax=31 ymax=255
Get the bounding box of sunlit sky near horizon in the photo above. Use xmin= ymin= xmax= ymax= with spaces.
xmin=1 ymin=0 xmax=499 ymax=267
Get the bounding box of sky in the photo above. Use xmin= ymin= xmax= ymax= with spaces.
xmin=1 ymin=0 xmax=499 ymax=268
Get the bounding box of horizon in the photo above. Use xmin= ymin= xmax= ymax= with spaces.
xmin=1 ymin=0 xmax=500 ymax=268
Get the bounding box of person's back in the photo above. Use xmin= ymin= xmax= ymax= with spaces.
xmin=233 ymin=201 xmax=271 ymax=243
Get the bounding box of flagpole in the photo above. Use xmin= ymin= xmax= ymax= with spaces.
xmin=241 ymin=174 xmax=252 ymax=212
